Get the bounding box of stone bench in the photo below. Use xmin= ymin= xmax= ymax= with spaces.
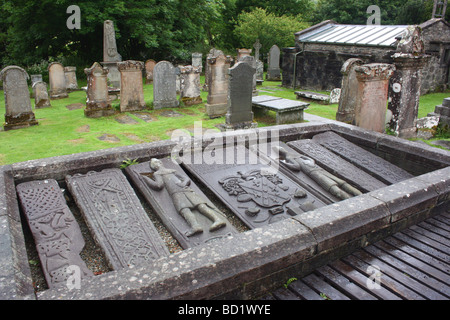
xmin=252 ymin=95 xmax=309 ymax=125
xmin=295 ymin=90 xmax=330 ymax=104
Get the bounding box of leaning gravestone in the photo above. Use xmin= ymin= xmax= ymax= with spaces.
xmin=221 ymin=61 xmax=257 ymax=130
xmin=179 ymin=65 xmax=202 ymax=106
xmin=182 ymin=146 xmax=327 ymax=229
xmin=266 ymin=45 xmax=281 ymax=81
xmin=205 ymin=50 xmax=232 ymax=118
xmin=48 ymin=62 xmax=69 ymax=99
xmin=287 ymin=139 xmax=387 ymax=193
xmin=16 ymin=179 xmax=94 ymax=288
xmin=153 ymin=61 xmax=179 ymax=109
xmin=64 ymin=66 xmax=79 ymax=91
xmin=66 ymin=168 xmax=170 ymax=270
xmin=144 ymin=59 xmax=156 ymax=84
xmin=118 ymin=60 xmax=146 ymax=112
xmin=312 ymin=131 xmax=413 ymax=185
xmin=32 ymin=81 xmax=51 ymax=109
xmin=102 ymin=20 xmax=122 ymax=89
xmin=126 ymin=158 xmax=237 ymax=249
xmin=84 ymin=62 xmax=115 ymax=118
xmin=0 ymin=66 xmax=38 ymax=131
xmin=336 ymin=58 xmax=364 ymax=123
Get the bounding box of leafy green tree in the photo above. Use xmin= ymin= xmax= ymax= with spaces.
xmin=233 ymin=7 xmax=309 ymax=55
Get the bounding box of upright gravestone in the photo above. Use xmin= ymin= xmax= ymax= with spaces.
xmin=118 ymin=60 xmax=146 ymax=112
xmin=153 ymin=61 xmax=179 ymax=109
xmin=84 ymin=62 xmax=115 ymax=118
xmin=180 ymin=65 xmax=202 ymax=106
xmin=144 ymin=59 xmax=156 ymax=84
xmin=237 ymin=48 xmax=252 ymax=61
xmin=434 ymin=97 xmax=450 ymax=129
xmin=64 ymin=66 xmax=79 ymax=91
xmin=0 ymin=66 xmax=38 ymax=131
xmin=240 ymin=55 xmax=258 ymax=96
xmin=354 ymin=63 xmax=395 ymax=133
xmin=267 ymin=45 xmax=281 ymax=81
xmin=221 ymin=61 xmax=257 ymax=130
xmin=192 ymin=52 xmax=203 ymax=71
xmin=205 ymin=50 xmax=233 ymax=118
xmin=48 ymin=62 xmax=68 ymax=99
xmin=102 ymin=20 xmax=122 ymax=89
xmin=203 ymin=48 xmax=224 ymax=92
xmin=253 ymin=39 xmax=262 ymax=62
xmin=30 ymin=74 xmax=43 ymax=87
xmin=336 ymin=58 xmax=364 ymax=123
xmin=32 ymin=81 xmax=51 ymax=109
xmin=388 ymin=26 xmax=430 ymax=138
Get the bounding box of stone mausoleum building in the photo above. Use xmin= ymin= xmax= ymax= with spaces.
xmin=282 ymin=18 xmax=450 ymax=95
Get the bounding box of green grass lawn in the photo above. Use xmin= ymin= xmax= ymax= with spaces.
xmin=0 ymin=75 xmax=448 ymax=165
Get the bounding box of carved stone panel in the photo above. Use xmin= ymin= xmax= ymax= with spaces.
xmin=312 ymin=131 xmax=413 ymax=185
xmin=126 ymin=158 xmax=237 ymax=249
xmin=66 ymin=169 xmax=169 ymax=270
xmin=182 ymin=146 xmax=327 ymax=229
xmin=16 ymin=179 xmax=93 ymax=288
xmin=287 ymin=139 xmax=387 ymax=193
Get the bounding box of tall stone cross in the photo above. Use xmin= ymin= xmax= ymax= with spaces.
xmin=253 ymin=39 xmax=262 ymax=61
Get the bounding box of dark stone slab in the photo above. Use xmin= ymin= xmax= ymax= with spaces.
xmin=312 ymin=131 xmax=414 ymax=185
xmin=16 ymin=179 xmax=94 ymax=288
xmin=115 ymin=114 xmax=139 ymax=124
xmin=65 ymin=103 xmax=84 ymax=111
xmin=251 ymin=142 xmax=363 ymax=204
xmin=126 ymin=158 xmax=238 ymax=249
xmin=287 ymin=139 xmax=387 ymax=193
xmin=65 ymin=169 xmax=169 ymax=270
xmin=97 ymin=134 xmax=120 ymax=143
xmin=182 ymin=146 xmax=328 ymax=229
xmin=131 ymin=112 xmax=155 ymax=123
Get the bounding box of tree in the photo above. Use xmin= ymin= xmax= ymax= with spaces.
xmin=233 ymin=8 xmax=309 ymax=55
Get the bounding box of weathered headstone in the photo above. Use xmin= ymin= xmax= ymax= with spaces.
xmin=205 ymin=51 xmax=232 ymax=118
xmin=256 ymin=60 xmax=264 ymax=84
xmin=312 ymin=131 xmax=414 ymax=185
xmin=126 ymin=158 xmax=237 ymax=249
xmin=102 ymin=20 xmax=122 ymax=89
xmin=144 ymin=59 xmax=156 ymax=84
xmin=287 ymin=139 xmax=387 ymax=192
xmin=222 ymin=61 xmax=257 ymax=130
xmin=192 ymin=52 xmax=203 ymax=70
xmin=30 ymin=74 xmax=43 ymax=87
xmin=336 ymin=58 xmax=364 ymax=123
xmin=0 ymin=66 xmax=38 ymax=131
xmin=32 ymin=81 xmax=51 ymax=109
xmin=64 ymin=66 xmax=79 ymax=91
xmin=354 ymin=63 xmax=395 ymax=132
xmin=16 ymin=179 xmax=94 ymax=288
xmin=48 ymin=62 xmax=68 ymax=99
xmin=66 ymin=169 xmax=170 ymax=270
xmin=84 ymin=62 xmax=115 ymax=118
xmin=240 ymin=55 xmax=258 ymax=96
xmin=388 ymin=26 xmax=430 ymax=138
xmin=434 ymin=97 xmax=450 ymax=128
xmin=153 ymin=61 xmax=179 ymax=109
xmin=266 ymin=45 xmax=281 ymax=81
xmin=329 ymin=88 xmax=341 ymax=104
xmin=237 ymin=48 xmax=252 ymax=61
xmin=182 ymin=146 xmax=327 ymax=229
xmin=253 ymin=39 xmax=262 ymax=62
xmin=118 ymin=60 xmax=146 ymax=112
xmin=180 ymin=65 xmax=202 ymax=106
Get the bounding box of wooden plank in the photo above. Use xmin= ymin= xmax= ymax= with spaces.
xmin=271 ymin=287 xmax=302 ymax=300
xmin=329 ymin=260 xmax=401 ymax=300
xmin=342 ymin=254 xmax=426 ymax=300
xmin=301 ymin=273 xmax=351 ymax=300
xmin=364 ymin=245 xmax=450 ymax=298
xmin=315 ymin=265 xmax=378 ymax=300
xmin=432 ymin=215 xmax=450 ymax=226
xmin=418 ymin=221 xmax=450 ymax=240
xmin=393 ymin=232 xmax=449 ymax=263
xmin=288 ymin=279 xmax=325 ymax=300
xmin=402 ymin=228 xmax=450 ymax=253
xmin=352 ymin=249 xmax=447 ymax=299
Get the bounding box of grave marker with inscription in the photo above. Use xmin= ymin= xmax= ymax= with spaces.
xmin=144 ymin=59 xmax=156 ymax=84
xmin=205 ymin=50 xmax=232 ymax=118
xmin=267 ymin=45 xmax=281 ymax=81
xmin=102 ymin=20 xmax=122 ymax=89
xmin=336 ymin=58 xmax=364 ymax=123
xmin=312 ymin=131 xmax=413 ymax=185
xmin=48 ymin=62 xmax=69 ymax=99
xmin=180 ymin=65 xmax=203 ymax=106
xmin=32 ymin=81 xmax=51 ymax=109
xmin=66 ymin=169 xmax=169 ymax=270
xmin=118 ymin=60 xmax=146 ymax=112
xmin=126 ymin=158 xmax=237 ymax=249
xmin=64 ymin=66 xmax=79 ymax=91
xmin=153 ymin=61 xmax=179 ymax=109
xmin=84 ymin=62 xmax=115 ymax=118
xmin=16 ymin=179 xmax=94 ymax=288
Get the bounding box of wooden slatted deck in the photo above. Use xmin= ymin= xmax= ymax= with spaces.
xmin=262 ymin=213 xmax=450 ymax=300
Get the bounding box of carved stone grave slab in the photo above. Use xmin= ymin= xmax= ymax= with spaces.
xmin=16 ymin=179 xmax=93 ymax=288
xmin=182 ymin=146 xmax=327 ymax=229
xmin=251 ymin=142 xmax=363 ymax=204
xmin=126 ymin=158 xmax=237 ymax=249
xmin=287 ymin=139 xmax=387 ymax=193
xmin=312 ymin=131 xmax=413 ymax=185
xmin=66 ymin=169 xmax=169 ymax=270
